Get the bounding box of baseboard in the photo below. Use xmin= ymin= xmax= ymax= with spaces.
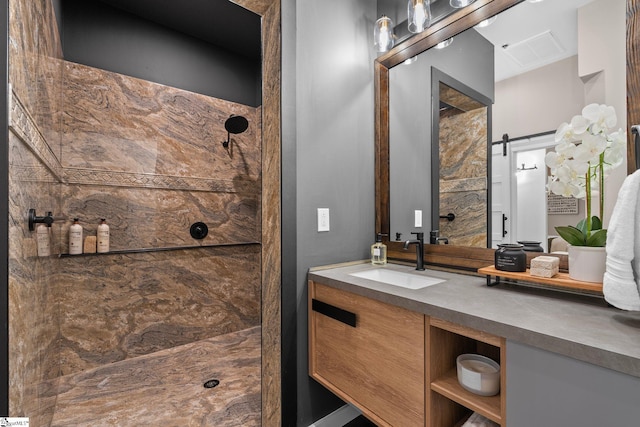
xmin=308 ymin=404 xmax=361 ymax=427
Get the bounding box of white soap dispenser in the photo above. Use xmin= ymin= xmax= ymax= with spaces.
xmin=69 ymin=218 xmax=83 ymax=255
xmin=97 ymin=218 xmax=110 ymax=253
xmin=371 ymin=233 xmax=388 ymax=265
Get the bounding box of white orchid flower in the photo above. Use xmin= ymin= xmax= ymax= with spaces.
xmin=570 ymin=114 xmax=590 ymax=135
xmin=554 ymin=162 xmax=586 ymax=184
xmin=545 ymin=151 xmax=563 ymax=169
xmin=582 ymin=103 xmax=617 ymax=134
xmin=548 ymin=104 xmax=626 ymax=241
xmin=555 ymin=122 xmax=573 ymax=142
xmin=555 ymin=140 xmax=576 ymax=156
xmin=549 ymin=179 xmax=584 ymax=198
xmin=573 ymin=133 xmax=607 ymax=163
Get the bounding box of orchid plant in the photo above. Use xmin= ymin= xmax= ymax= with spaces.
xmin=545 ymin=104 xmax=626 ymax=247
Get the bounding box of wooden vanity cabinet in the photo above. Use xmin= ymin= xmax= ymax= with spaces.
xmin=428 ymin=318 xmax=506 ymax=427
xmin=308 ymin=280 xmax=426 ymax=427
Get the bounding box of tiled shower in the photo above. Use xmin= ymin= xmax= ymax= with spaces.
xmin=8 ymin=0 xmax=264 ymax=424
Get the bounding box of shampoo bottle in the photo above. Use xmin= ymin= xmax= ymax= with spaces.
xmin=36 ymin=223 xmax=51 ymax=257
xmin=371 ymin=233 xmax=388 ymax=265
xmin=69 ymin=218 xmax=83 ymax=255
xmin=97 ymin=218 xmax=110 ymax=253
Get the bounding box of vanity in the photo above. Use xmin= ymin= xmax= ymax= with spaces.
xmin=308 ymin=262 xmax=640 ymax=426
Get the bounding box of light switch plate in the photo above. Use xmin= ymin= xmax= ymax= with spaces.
xmin=414 ymin=210 xmax=422 ymax=228
xmin=317 ymin=208 xmax=330 ymax=232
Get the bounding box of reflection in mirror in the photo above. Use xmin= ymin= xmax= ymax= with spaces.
xmin=389 ymin=28 xmax=494 ymax=245
xmin=483 ymin=0 xmax=626 ymax=251
xmin=434 ymin=76 xmax=491 ymax=247
xmin=385 ymin=0 xmax=625 ymax=255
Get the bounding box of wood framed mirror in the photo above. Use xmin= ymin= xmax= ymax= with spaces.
xmin=375 ymin=0 xmax=640 ymax=270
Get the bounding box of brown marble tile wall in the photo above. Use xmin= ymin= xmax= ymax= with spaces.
xmin=55 ymin=63 xmax=262 ymax=376
xmin=439 ymin=107 xmax=488 ymax=247
xmin=8 ymin=130 xmax=61 ymax=425
xmin=62 ymin=62 xmax=260 ymax=181
xmin=9 ymin=0 xmax=64 ymax=161
xmin=59 ymin=185 xmax=259 ymax=251
xmin=258 ymin=0 xmax=282 ymax=424
xmin=57 ymin=245 xmax=261 ymax=375
xmin=8 ymin=0 xmax=63 ymax=423
xmin=9 ymin=0 xmax=269 ymax=423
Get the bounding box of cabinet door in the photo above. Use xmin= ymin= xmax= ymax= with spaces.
xmin=309 ymin=281 xmax=425 ymax=427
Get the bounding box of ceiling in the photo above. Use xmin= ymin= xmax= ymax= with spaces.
xmin=97 ymin=0 xmax=261 ymax=61
xmin=382 ymin=0 xmax=598 ymax=82
xmin=474 ymin=0 xmax=597 ymax=82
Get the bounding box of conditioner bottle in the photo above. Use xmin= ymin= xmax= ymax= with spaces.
xmin=371 ymin=233 xmax=388 ymax=265
xmin=97 ymin=218 xmax=110 ymax=253
xmin=69 ymin=218 xmax=83 ymax=255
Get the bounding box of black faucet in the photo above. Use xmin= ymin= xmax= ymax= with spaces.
xmin=403 ymin=232 xmax=424 ymax=271
xmin=430 ymin=230 xmax=449 ymax=245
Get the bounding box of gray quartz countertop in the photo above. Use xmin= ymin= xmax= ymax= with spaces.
xmin=308 ymin=261 xmax=640 ymax=379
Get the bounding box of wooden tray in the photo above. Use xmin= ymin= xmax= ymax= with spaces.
xmin=478 ymin=265 xmax=603 ymax=294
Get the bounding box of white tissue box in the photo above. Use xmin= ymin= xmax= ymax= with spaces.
xmin=530 ymin=255 xmax=560 ymax=278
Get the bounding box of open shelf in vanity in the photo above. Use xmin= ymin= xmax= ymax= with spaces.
xmin=428 ymin=317 xmax=506 ymax=427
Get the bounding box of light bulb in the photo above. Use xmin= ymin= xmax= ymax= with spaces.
xmin=450 ymin=0 xmax=477 ymax=9
xmin=435 ymin=38 xmax=453 ymax=49
xmin=374 ymin=15 xmax=395 ymax=53
xmin=475 ymin=16 xmax=497 ymax=28
xmin=408 ymin=0 xmax=431 ymax=34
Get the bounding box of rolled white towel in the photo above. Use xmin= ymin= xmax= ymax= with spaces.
xmin=461 ymin=412 xmax=499 ymax=427
xmin=603 ymin=170 xmax=640 ymax=310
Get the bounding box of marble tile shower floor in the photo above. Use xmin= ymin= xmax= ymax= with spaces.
xmin=48 ymin=326 xmax=261 ymax=427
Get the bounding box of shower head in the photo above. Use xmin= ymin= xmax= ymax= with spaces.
xmin=222 ymin=115 xmax=249 ymax=148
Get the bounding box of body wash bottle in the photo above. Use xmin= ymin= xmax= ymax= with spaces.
xmin=97 ymin=218 xmax=110 ymax=253
xmin=69 ymin=218 xmax=83 ymax=255
xmin=371 ymin=233 xmax=388 ymax=265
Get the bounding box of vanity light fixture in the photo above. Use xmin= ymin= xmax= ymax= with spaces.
xmin=408 ymin=0 xmax=431 ymax=34
xmin=435 ymin=37 xmax=453 ymax=49
xmin=450 ymin=0 xmax=477 ymax=8
xmin=374 ymin=15 xmax=395 ymax=53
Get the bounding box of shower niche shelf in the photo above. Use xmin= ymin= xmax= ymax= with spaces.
xmin=58 ymin=241 xmax=260 ymax=258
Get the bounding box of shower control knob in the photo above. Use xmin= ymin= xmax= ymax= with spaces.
xmin=190 ymin=222 xmax=208 ymax=240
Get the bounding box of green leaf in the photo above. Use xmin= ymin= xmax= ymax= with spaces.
xmin=576 ymin=216 xmax=602 ymax=233
xmin=555 ymin=226 xmax=587 ymax=246
xmin=586 ymin=229 xmax=607 ymax=247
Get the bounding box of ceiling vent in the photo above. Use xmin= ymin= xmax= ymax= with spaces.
xmin=502 ymin=30 xmax=565 ymax=68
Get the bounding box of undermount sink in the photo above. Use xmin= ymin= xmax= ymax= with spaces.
xmin=349 ymin=268 xmax=445 ymax=290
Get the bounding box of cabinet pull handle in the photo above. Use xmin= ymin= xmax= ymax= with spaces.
xmin=312 ymin=299 xmax=357 ymax=327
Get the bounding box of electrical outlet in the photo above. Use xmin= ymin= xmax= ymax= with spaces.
xmin=414 ymin=210 xmax=422 ymax=228
xmin=317 ymin=208 xmax=330 ymax=232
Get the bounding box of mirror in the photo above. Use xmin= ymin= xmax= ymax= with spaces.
xmin=389 ymin=27 xmax=493 ymax=247
xmin=381 ymin=0 xmax=627 ymax=255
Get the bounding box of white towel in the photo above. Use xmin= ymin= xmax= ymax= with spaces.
xmin=461 ymin=412 xmax=499 ymax=427
xmin=603 ymin=169 xmax=640 ymax=310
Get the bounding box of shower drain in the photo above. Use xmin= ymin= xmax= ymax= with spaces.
xmin=204 ymin=379 xmax=220 ymax=389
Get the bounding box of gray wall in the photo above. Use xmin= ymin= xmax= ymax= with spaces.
xmin=507 ymin=340 xmax=640 ymax=426
xmin=281 ymin=0 xmax=377 ymax=424
xmin=389 ymin=29 xmax=494 ymax=237
xmin=56 ymin=0 xmax=261 ymax=106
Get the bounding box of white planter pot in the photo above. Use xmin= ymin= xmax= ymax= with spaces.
xmin=568 ymin=245 xmax=606 ymax=283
